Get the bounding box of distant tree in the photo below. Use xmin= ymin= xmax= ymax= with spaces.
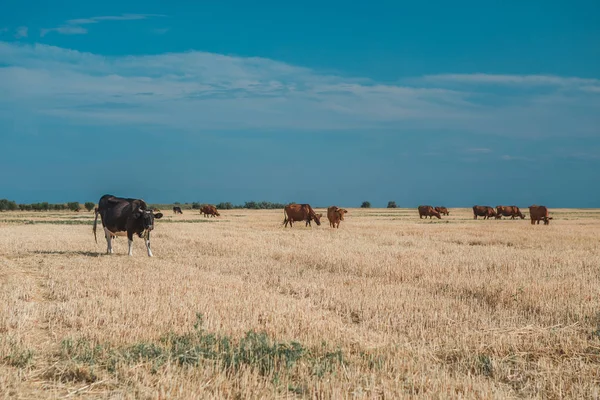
xmin=84 ymin=202 xmax=95 ymax=212
xmin=216 ymin=202 xmax=233 ymax=210
xmin=67 ymin=202 xmax=80 ymax=212
xmin=387 ymin=201 xmax=397 ymax=208
xmin=244 ymin=201 xmax=258 ymax=209
xmin=361 ymin=201 xmax=371 ymax=208
xmin=174 ymin=202 xmax=180 ymax=205
xmin=0 ymin=199 xmax=17 ymax=211
xmin=191 ymin=202 xmax=201 ymax=209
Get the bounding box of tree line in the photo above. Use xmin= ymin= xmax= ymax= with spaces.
xmin=0 ymin=199 xmax=96 ymax=212
xmin=190 ymin=201 xmax=288 ymax=210
xmin=2 ymin=198 xmax=402 ymax=212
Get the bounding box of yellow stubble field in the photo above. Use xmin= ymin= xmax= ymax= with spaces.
xmin=1 ymin=208 xmax=599 ymax=399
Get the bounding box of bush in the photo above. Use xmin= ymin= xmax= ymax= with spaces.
xmin=84 ymin=202 xmax=95 ymax=212
xmin=191 ymin=202 xmax=202 ymax=210
xmin=67 ymin=202 xmax=80 ymax=212
xmin=244 ymin=201 xmax=286 ymax=209
xmin=216 ymin=202 xmax=233 ymax=210
xmin=361 ymin=201 xmax=371 ymax=208
xmin=30 ymin=202 xmax=50 ymax=211
xmin=0 ymin=199 xmax=18 ymax=211
xmin=387 ymin=201 xmax=397 ymax=208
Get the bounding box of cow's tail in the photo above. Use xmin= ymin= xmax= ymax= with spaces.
xmin=282 ymin=208 xmax=288 ymax=225
xmin=93 ymin=208 xmax=99 ymax=244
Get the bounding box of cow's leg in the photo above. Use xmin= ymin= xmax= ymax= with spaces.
xmin=145 ymin=232 xmax=153 ymax=257
xmin=127 ymin=232 xmax=134 ymax=256
xmin=104 ymin=227 xmax=113 ymax=254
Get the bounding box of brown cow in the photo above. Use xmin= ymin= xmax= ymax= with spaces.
xmin=200 ymin=205 xmax=220 ymax=217
xmin=418 ymin=205 xmax=441 ymax=219
xmin=528 ymin=205 xmax=552 ymax=225
xmin=495 ymin=205 xmax=525 ymax=220
xmin=327 ymin=206 xmax=348 ymax=228
xmin=304 ymin=212 xmax=324 ymax=227
xmin=473 ymin=205 xmax=496 ymax=219
xmin=283 ymin=203 xmax=322 ymax=228
xmin=434 ymin=206 xmax=449 ymax=216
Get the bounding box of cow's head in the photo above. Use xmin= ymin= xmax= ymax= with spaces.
xmin=338 ymin=209 xmax=348 ymax=220
xmin=215 ymin=211 xmax=221 ymax=216
xmin=518 ymin=212 xmax=525 ymax=219
xmin=313 ymin=213 xmax=322 ymax=226
xmin=134 ymin=207 xmax=163 ymax=231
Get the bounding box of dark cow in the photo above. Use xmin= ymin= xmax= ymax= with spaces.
xmin=435 ymin=206 xmax=449 ymax=216
xmin=327 ymin=206 xmax=348 ymax=228
xmin=283 ymin=204 xmax=322 ymax=228
xmin=200 ymin=205 xmax=220 ymax=217
xmin=529 ymin=205 xmax=552 ymax=225
xmin=173 ymin=206 xmax=183 ymax=214
xmin=93 ymin=194 xmax=163 ymax=257
xmin=304 ymin=212 xmax=324 ymax=227
xmin=418 ymin=205 xmax=441 ymax=219
xmin=473 ymin=205 xmax=497 ymax=219
xmin=495 ymin=205 xmax=525 ymax=220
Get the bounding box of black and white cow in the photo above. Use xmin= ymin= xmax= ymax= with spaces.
xmin=93 ymin=194 xmax=163 ymax=257
xmin=172 ymin=206 xmax=183 ymax=214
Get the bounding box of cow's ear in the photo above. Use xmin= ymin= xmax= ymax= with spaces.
xmin=154 ymin=212 xmax=163 ymax=219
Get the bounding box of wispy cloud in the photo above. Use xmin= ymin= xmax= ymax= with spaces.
xmin=40 ymin=14 xmax=165 ymax=37
xmin=0 ymin=42 xmax=598 ymax=137
xmin=422 ymin=73 xmax=600 ymax=88
xmin=501 ymin=155 xmax=531 ymax=161
xmin=66 ymin=14 xmax=165 ymax=25
xmin=40 ymin=26 xmax=87 ymax=37
xmin=15 ymin=27 xmax=28 ymax=38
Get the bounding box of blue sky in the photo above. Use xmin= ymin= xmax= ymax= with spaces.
xmin=1 ymin=0 xmax=599 ymax=207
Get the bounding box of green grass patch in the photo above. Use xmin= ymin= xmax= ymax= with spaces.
xmin=58 ymin=313 xmax=344 ymax=384
xmin=1 ymin=338 xmax=34 ymax=368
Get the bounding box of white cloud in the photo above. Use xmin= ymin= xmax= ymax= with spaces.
xmin=0 ymin=42 xmax=598 ymax=137
xmin=15 ymin=26 xmax=28 ymax=38
xmin=422 ymin=73 xmax=600 ymax=88
xmin=41 ymin=14 xmax=165 ymax=37
xmin=66 ymin=14 xmax=166 ymax=25
xmin=40 ymin=26 xmax=87 ymax=37
xmin=501 ymin=155 xmax=531 ymax=161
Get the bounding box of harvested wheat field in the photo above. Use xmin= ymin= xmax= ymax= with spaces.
xmin=1 ymin=208 xmax=599 ymax=399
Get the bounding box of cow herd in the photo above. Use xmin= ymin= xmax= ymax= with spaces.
xmin=92 ymin=194 xmax=552 ymax=257
xmin=419 ymin=204 xmax=552 ymax=225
